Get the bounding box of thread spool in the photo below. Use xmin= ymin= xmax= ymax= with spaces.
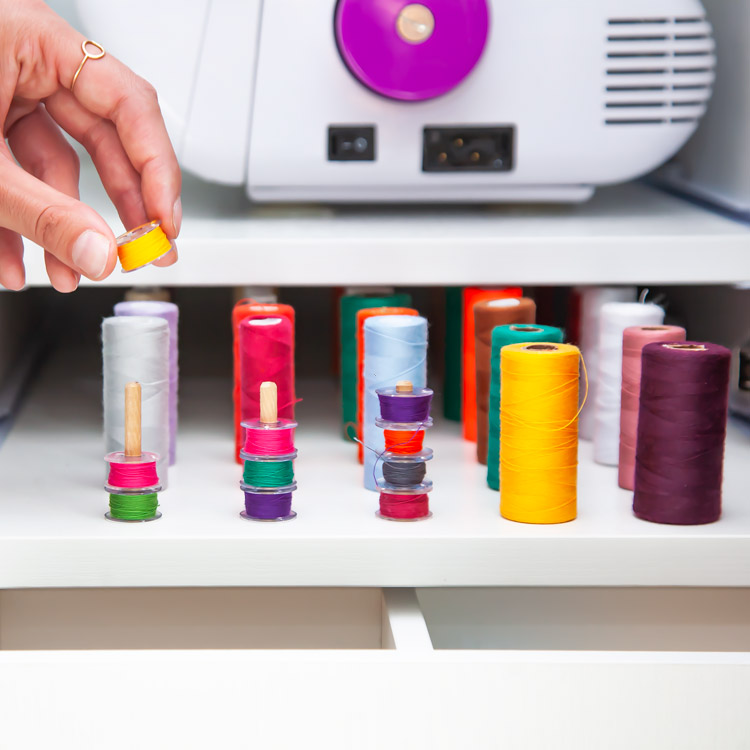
xmin=355 ymin=306 xmax=418 ymax=461
xmin=462 ymin=287 xmax=523 ymax=442
xmin=443 ymin=287 xmax=463 ymax=421
xmin=242 ymin=460 xmax=295 ymax=490
xmin=618 ymin=325 xmax=686 ymax=490
xmin=104 ymin=382 xmax=162 ymax=522
xmin=238 ymin=316 xmax=295 ymax=460
xmin=340 ymin=292 xmax=411 ymax=437
xmin=114 ymin=301 xmax=179 ymax=465
xmin=377 ymin=490 xmax=432 ymax=521
xmin=376 ymin=384 xmax=434 ymax=425
xmin=102 ymin=316 xmax=170 ymax=488
xmin=242 ymin=490 xmax=295 ymax=522
xmin=634 ymin=342 xmax=730 ymax=525
xmin=486 ymin=324 xmax=564 ymax=490
xmin=381 ymin=449 xmax=433 ymax=492
xmin=363 ymin=316 xmax=428 ymax=491
xmin=383 ymin=429 xmax=425 ymax=454
xmin=577 ymin=286 xmax=637 ymax=439
xmin=593 ymin=302 xmax=664 ymax=465
xmin=116 ymin=220 xmax=172 ymax=272
xmin=239 ymin=382 xmax=298 ymax=522
xmin=474 ymin=297 xmax=536 ymax=464
xmin=500 ymin=343 xmax=581 ymax=524
xmin=232 ymin=300 xmax=295 ymax=462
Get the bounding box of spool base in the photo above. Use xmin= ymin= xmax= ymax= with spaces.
xmin=105 ymin=511 xmax=162 ymax=523
xmin=376 ymin=510 xmax=432 ymax=523
xmin=240 ymin=510 xmax=297 ymax=523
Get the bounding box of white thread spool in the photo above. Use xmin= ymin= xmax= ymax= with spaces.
xmin=103 ymin=317 xmax=170 ymax=487
xmin=593 ymin=302 xmax=664 ymax=465
xmin=577 ymin=286 xmax=637 ymax=440
xmin=363 ymin=315 xmax=428 ymax=492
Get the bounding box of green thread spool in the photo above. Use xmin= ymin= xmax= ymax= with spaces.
xmin=243 ymin=460 xmax=294 ymax=488
xmin=487 ymin=324 xmax=564 ymax=490
xmin=340 ymin=293 xmax=411 ymax=438
xmin=443 ymin=287 xmax=463 ymax=421
xmin=108 ymin=493 xmax=159 ymax=521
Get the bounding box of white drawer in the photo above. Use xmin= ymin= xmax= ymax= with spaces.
xmin=0 ymin=587 xmax=747 ymax=749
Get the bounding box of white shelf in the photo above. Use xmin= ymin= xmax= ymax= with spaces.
xmin=17 ymin=160 xmax=750 ymax=287
xmin=0 ymin=348 xmax=749 ymax=589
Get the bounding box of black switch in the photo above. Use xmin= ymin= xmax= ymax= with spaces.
xmin=328 ymin=126 xmax=376 ymax=161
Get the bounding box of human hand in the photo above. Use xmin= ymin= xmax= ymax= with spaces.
xmin=0 ymin=0 xmax=181 ymax=292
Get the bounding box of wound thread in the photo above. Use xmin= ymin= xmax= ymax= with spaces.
xmin=378 ymin=391 xmax=433 ymax=423
xmin=633 ymin=341 xmax=730 ymax=525
xmin=243 ymin=460 xmax=294 ymax=488
xmin=107 ymin=460 xmax=159 ymax=489
xmin=383 ymin=461 xmax=426 ymax=486
xmin=384 ymin=429 xmax=425 ymax=454
xmin=379 ymin=492 xmax=430 ymax=520
xmin=243 ymin=491 xmax=293 ymax=520
xmin=109 ymin=493 xmax=159 ymax=520
xmin=500 ymin=343 xmax=581 ymax=524
xmin=242 ymin=424 xmax=296 ymax=456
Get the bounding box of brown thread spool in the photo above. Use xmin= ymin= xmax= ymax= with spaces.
xmin=474 ymin=298 xmax=536 ymax=464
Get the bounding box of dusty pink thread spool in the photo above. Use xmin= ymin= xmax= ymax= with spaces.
xmin=618 ymin=325 xmax=686 ymax=490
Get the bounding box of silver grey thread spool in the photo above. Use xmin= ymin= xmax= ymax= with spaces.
xmin=102 ymin=316 xmax=170 ymax=488
xmin=383 ymin=461 xmax=426 ymax=487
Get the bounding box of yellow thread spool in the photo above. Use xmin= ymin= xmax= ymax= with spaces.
xmin=116 ymin=220 xmax=172 ymax=273
xmin=500 ymin=342 xmax=580 ymax=524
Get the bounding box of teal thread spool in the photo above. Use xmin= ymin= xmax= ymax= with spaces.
xmin=487 ymin=324 xmax=564 ymax=490
xmin=443 ymin=287 xmax=463 ymax=421
xmin=243 ymin=460 xmax=295 ymax=488
xmin=340 ymin=292 xmax=411 ymax=438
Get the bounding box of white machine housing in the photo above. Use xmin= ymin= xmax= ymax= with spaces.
xmin=76 ymin=0 xmax=715 ymax=203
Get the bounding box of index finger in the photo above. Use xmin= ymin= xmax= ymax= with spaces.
xmin=54 ymin=31 xmax=182 ymax=239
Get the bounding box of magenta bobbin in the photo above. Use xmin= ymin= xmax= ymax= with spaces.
xmin=105 ymin=451 xmax=161 ymax=494
xmin=335 ymin=0 xmax=490 ymax=101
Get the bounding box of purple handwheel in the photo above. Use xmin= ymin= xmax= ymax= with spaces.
xmin=335 ymin=0 xmax=490 ymax=102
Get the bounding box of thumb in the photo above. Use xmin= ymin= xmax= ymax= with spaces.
xmin=0 ymin=157 xmax=117 ymax=280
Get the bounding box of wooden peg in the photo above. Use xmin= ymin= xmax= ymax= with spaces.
xmin=396 ymin=380 xmax=413 ymax=394
xmin=124 ymin=381 xmax=142 ymax=457
xmin=260 ymin=381 xmax=278 ymax=424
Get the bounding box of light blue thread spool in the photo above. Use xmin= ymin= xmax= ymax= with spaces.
xmin=363 ymin=316 xmax=428 ymax=491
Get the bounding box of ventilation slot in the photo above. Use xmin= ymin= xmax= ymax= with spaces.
xmin=604 ymin=16 xmax=714 ymax=125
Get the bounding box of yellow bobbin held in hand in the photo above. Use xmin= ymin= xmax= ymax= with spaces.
xmin=117 ymin=220 xmax=172 ymax=272
xmin=500 ymin=342 xmax=581 ymax=524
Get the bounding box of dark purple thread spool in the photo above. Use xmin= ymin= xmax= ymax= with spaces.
xmin=633 ymin=342 xmax=731 ymax=525
xmin=377 ymin=387 xmax=434 ymax=423
xmin=242 ymin=491 xmax=294 ymax=522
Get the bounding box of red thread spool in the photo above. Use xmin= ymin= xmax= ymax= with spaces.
xmin=232 ymin=300 xmax=295 ymax=463
xmin=105 ymin=451 xmax=160 ymax=490
xmin=384 ymin=429 xmax=425 ymax=454
xmin=238 ymin=316 xmax=295 ymax=461
xmin=378 ymin=492 xmax=431 ymax=521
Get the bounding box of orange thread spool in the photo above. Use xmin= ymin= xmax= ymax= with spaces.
xmin=384 ymin=429 xmax=425 ymax=454
xmin=462 ymin=287 xmax=522 ymax=442
xmin=356 ymin=306 xmax=418 ymax=462
xmin=232 ymin=300 xmax=295 ymax=463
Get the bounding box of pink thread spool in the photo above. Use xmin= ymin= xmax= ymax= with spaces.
xmin=619 ymin=325 xmax=686 ymax=490
xmin=377 ymin=487 xmax=433 ymax=522
xmin=240 ymin=419 xmax=297 ymax=460
xmin=105 ymin=452 xmax=161 ymax=493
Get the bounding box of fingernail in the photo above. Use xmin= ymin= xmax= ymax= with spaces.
xmin=72 ymin=230 xmax=110 ymax=279
xmin=172 ymin=197 xmax=182 ymax=235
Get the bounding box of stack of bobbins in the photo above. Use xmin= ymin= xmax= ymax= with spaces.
xmin=104 ymin=382 xmax=162 ymax=522
xmin=239 ymin=381 xmax=298 ymax=522
xmin=375 ymin=380 xmax=434 ymax=521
